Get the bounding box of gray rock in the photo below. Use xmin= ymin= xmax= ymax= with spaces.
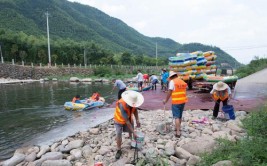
xmin=98 ymin=146 xmax=111 ymax=155
xmin=52 ymin=78 xmax=57 ymax=81
xmin=202 ymin=128 xmax=213 ymax=135
xmin=181 ymin=136 xmax=216 ymax=155
xmin=37 ymin=145 xmax=50 ymax=158
xmin=164 ymin=141 xmax=175 ymax=156
xmin=212 ymin=124 xmax=221 ymax=132
xmin=81 ymin=78 xmax=92 ymax=82
xmin=60 ymin=140 xmax=84 ymax=153
xmin=33 ymin=152 xmax=63 ymax=166
xmin=175 ymin=147 xmax=192 ymax=159
xmin=169 ymin=155 xmax=180 ymax=163
xmin=89 ymin=128 xmax=100 ymax=135
xmin=50 ymin=143 xmax=59 ymax=152
xmin=226 ymin=121 xmax=244 ymax=133
xmin=187 ymin=155 xmax=201 ymax=166
xmin=66 ymin=155 xmax=75 ymax=161
xmin=61 ymin=140 xmax=68 ymax=146
xmin=69 ymin=77 xmax=80 ymax=82
xmin=41 ymin=160 xmax=71 ymax=166
xmin=145 ymin=147 xmax=158 ymax=164
xmin=2 ymin=153 xmax=25 ymax=166
xmin=25 ymin=152 xmax=37 ymax=162
xmin=94 ymin=155 xmax=104 ymax=162
xmin=27 ymin=146 xmax=40 ymax=154
xmin=212 ymin=160 xmax=232 ymax=166
xmin=82 ymin=145 xmax=92 ymax=158
xmin=70 ymin=149 xmax=82 ymax=159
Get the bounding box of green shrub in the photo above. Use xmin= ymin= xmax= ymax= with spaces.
xmin=93 ymin=66 xmax=111 ymax=77
xmin=198 ymin=106 xmax=267 ymax=166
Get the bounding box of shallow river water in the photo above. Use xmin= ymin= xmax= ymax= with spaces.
xmin=0 ymin=81 xmax=115 ymax=160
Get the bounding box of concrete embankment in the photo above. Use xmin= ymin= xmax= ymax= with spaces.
xmin=0 ymin=109 xmax=248 ymax=166
xmin=0 ymin=64 xmax=93 ymax=80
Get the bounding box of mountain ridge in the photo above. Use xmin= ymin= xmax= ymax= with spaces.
xmin=0 ymin=0 xmax=241 ymax=67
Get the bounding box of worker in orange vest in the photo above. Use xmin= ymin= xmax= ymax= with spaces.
xmin=210 ymin=81 xmax=231 ymax=119
xmin=113 ymin=91 xmax=144 ymax=159
xmin=163 ymin=71 xmax=188 ymax=138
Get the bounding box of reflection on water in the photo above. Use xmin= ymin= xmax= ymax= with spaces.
xmin=0 ymin=81 xmax=116 ymax=160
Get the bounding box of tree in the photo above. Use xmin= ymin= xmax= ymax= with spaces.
xmin=121 ymin=52 xmax=132 ymax=65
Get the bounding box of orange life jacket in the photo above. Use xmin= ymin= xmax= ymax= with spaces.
xmin=114 ymin=99 xmax=136 ymax=124
xmin=171 ymin=77 xmax=188 ymax=104
xmin=90 ymin=93 xmax=100 ymax=101
xmin=72 ymin=97 xmax=79 ymax=103
xmin=212 ymin=90 xmax=229 ymax=101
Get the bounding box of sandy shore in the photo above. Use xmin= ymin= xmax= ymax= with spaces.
xmin=0 ymin=108 xmax=248 ymax=166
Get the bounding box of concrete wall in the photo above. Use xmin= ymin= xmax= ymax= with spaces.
xmin=0 ymin=64 xmax=94 ymax=79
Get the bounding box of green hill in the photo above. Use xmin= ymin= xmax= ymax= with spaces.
xmin=0 ymin=0 xmax=241 ymax=67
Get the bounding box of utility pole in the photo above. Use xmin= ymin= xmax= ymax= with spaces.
xmin=45 ymin=11 xmax=51 ymax=67
xmin=0 ymin=45 xmax=3 ymax=63
xmin=84 ymin=47 xmax=87 ymax=67
xmin=156 ymin=42 xmax=158 ymax=67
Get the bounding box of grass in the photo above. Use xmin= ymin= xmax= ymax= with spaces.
xmin=198 ymin=105 xmax=267 ymax=166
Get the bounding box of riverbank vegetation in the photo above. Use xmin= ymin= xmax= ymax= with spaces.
xmin=198 ymin=105 xmax=267 ymax=166
xmin=235 ymin=57 xmax=267 ymax=78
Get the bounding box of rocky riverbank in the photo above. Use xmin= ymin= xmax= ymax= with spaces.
xmin=0 ymin=109 xmax=247 ymax=166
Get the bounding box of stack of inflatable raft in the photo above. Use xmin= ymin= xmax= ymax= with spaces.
xmin=169 ymin=51 xmax=217 ymax=81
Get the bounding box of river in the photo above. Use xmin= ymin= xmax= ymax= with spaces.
xmin=0 ymin=81 xmax=116 ymax=160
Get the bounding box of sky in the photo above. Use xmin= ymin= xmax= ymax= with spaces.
xmin=68 ymin=0 xmax=267 ymax=64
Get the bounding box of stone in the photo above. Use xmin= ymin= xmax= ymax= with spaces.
xmin=212 ymin=124 xmax=221 ymax=132
xmin=202 ymin=128 xmax=213 ymax=135
xmin=27 ymin=146 xmax=40 ymax=154
xmin=164 ymin=141 xmax=175 ymax=156
xmin=81 ymin=78 xmax=92 ymax=82
xmin=169 ymin=156 xmax=180 ymax=163
xmin=25 ymin=152 xmax=37 ymax=162
xmin=69 ymin=77 xmax=80 ymax=82
xmin=33 ymin=152 xmax=63 ymax=166
xmin=187 ymin=155 xmax=201 ymax=166
xmin=70 ymin=149 xmax=82 ymax=159
xmin=2 ymin=153 xmax=25 ymax=166
xmin=181 ymin=136 xmax=216 ymax=155
xmin=51 ymin=143 xmax=59 ymax=152
xmin=98 ymin=146 xmax=111 ymax=155
xmin=60 ymin=140 xmax=84 ymax=153
xmin=82 ymin=145 xmax=92 ymax=158
xmin=94 ymin=155 xmax=104 ymax=162
xmin=41 ymin=160 xmax=72 ymax=166
xmin=145 ymin=147 xmax=158 ymax=164
xmin=37 ymin=145 xmax=50 ymax=158
xmin=66 ymin=155 xmax=75 ymax=161
xmin=52 ymin=78 xmax=57 ymax=81
xmin=212 ymin=160 xmax=233 ymax=166
xmin=89 ymin=128 xmax=100 ymax=135
xmin=62 ymin=140 xmax=69 ymax=145
xmin=175 ymin=147 xmax=192 ymax=159
xmin=112 ymin=157 xmax=129 ymax=166
xmin=226 ymin=121 xmax=244 ymax=133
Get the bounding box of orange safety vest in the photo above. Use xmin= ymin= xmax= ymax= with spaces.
xmin=171 ymin=77 xmax=188 ymax=104
xmin=114 ymin=99 xmax=136 ymax=124
xmin=212 ymin=90 xmax=228 ymax=101
xmin=90 ymin=93 xmax=100 ymax=101
xmin=72 ymin=97 xmax=79 ymax=103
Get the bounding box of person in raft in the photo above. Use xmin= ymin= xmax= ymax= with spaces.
xmin=111 ymin=79 xmax=127 ymax=100
xmin=163 ymin=71 xmax=188 ymax=138
xmin=87 ymin=92 xmax=101 ymax=103
xmin=113 ymin=90 xmax=144 ymax=159
xmin=210 ymin=81 xmax=231 ymax=119
xmin=72 ymin=95 xmax=81 ymax=103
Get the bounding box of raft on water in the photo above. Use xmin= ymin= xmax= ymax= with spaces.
xmin=64 ymin=97 xmax=105 ymax=111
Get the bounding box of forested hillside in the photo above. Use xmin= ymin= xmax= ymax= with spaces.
xmin=0 ymin=0 xmax=241 ymax=67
